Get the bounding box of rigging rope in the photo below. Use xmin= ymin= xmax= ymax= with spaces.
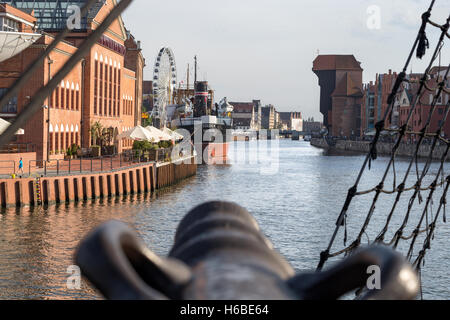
xmin=317 ymin=2 xmax=450 ymax=277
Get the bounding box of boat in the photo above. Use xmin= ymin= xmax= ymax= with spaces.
xmin=171 ymin=82 xmax=233 ymax=164
xmin=169 ymin=56 xmax=233 ymax=164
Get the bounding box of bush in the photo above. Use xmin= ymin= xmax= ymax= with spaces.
xmin=158 ymin=140 xmax=173 ymax=149
xmin=71 ymin=144 xmax=79 ymax=155
xmin=133 ymin=140 xmax=157 ymax=151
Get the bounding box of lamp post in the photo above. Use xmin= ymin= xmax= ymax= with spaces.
xmin=47 ymin=57 xmax=54 ymax=161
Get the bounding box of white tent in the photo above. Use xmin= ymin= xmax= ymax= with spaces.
xmin=118 ymin=125 xmax=159 ymax=142
xmin=145 ymin=126 xmax=173 ymax=141
xmin=0 ymin=118 xmax=24 ymax=135
xmin=163 ymin=127 xmax=184 ymax=141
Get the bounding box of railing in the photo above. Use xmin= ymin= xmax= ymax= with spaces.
xmin=0 ymin=143 xmax=36 ymax=154
xmin=25 ymin=147 xmax=192 ymax=177
xmin=0 ymin=160 xmax=15 ymax=176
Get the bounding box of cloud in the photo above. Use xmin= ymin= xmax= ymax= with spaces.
xmin=122 ymin=0 xmax=449 ymax=120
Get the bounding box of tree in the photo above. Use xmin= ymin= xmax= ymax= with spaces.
xmin=90 ymin=121 xmax=103 ymax=146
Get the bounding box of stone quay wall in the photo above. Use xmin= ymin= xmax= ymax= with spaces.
xmin=0 ymin=158 xmax=197 ymax=208
xmin=311 ymin=138 xmax=447 ymax=160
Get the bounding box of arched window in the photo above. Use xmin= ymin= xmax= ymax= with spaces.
xmin=66 ymin=83 xmax=71 ymax=110
xmin=61 ymin=87 xmax=65 ymax=108
xmin=55 ymin=132 xmax=59 ymax=153
xmin=76 ymin=89 xmax=80 ymax=111
xmin=104 ymin=64 xmax=108 ymax=115
xmin=49 ymin=132 xmax=54 ymax=153
xmin=60 ymin=132 xmax=64 ymax=154
xmin=99 ymin=63 xmax=103 ymax=115
xmin=55 ymin=87 xmax=59 ymax=108
xmin=71 ymin=89 xmax=75 ymax=110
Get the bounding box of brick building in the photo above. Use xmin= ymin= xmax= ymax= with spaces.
xmin=230 ymin=100 xmax=261 ymax=130
xmin=313 ymin=55 xmax=363 ymax=137
xmin=278 ymin=112 xmax=303 ymax=131
xmin=143 ymin=80 xmax=153 ymax=112
xmin=261 ymin=105 xmax=276 ymax=129
xmin=0 ymin=0 xmax=144 ymax=161
xmin=361 ymin=67 xmax=450 ymax=138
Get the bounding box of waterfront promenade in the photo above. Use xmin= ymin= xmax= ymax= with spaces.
xmin=0 ymin=155 xmax=197 ymax=208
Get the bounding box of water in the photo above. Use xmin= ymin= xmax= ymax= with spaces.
xmin=0 ymin=140 xmax=448 ymax=300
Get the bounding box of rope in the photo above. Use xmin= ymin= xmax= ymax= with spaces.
xmin=317 ymin=3 xmax=450 ymax=272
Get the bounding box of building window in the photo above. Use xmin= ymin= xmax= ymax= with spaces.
xmin=55 ymin=132 xmax=59 ymax=153
xmin=113 ymin=68 xmax=117 ymax=116
xmin=55 ymin=87 xmax=59 ymax=108
xmin=118 ymin=72 xmax=121 ymax=116
xmin=71 ymin=90 xmax=75 ymax=110
xmin=60 ymin=133 xmax=64 ymax=154
xmin=49 ymin=133 xmax=54 ymax=153
xmin=0 ymin=88 xmax=18 ymax=113
xmin=0 ymin=17 xmax=19 ymax=32
xmin=61 ymin=87 xmax=65 ymax=109
xmin=76 ymin=90 xmax=80 ymax=111
xmin=99 ymin=63 xmax=103 ymax=115
xmin=104 ymin=65 xmax=108 ymax=116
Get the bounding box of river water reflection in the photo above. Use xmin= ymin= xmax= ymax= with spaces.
xmin=0 ymin=141 xmax=448 ymax=299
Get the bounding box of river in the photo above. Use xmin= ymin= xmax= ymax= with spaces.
xmin=0 ymin=140 xmax=448 ymax=300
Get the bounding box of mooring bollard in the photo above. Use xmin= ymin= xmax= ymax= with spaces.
xmin=75 ymin=201 xmax=420 ymax=300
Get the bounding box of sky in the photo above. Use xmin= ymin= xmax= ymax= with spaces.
xmin=122 ymin=0 xmax=449 ymax=121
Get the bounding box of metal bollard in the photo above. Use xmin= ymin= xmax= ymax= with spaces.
xmin=75 ymin=201 xmax=420 ymax=300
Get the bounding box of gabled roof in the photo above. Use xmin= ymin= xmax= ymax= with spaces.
xmin=230 ymin=102 xmax=254 ymax=113
xmin=313 ymin=55 xmax=363 ymax=71
xmin=332 ymin=73 xmax=363 ymax=97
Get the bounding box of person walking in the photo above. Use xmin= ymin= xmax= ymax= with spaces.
xmin=18 ymin=158 xmax=24 ymax=175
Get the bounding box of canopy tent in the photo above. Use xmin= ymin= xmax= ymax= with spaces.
xmin=162 ymin=127 xmax=184 ymax=141
xmin=118 ymin=125 xmax=159 ymax=142
xmin=145 ymin=126 xmax=173 ymax=141
xmin=0 ymin=31 xmax=42 ymax=63
xmin=0 ymin=118 xmax=24 ymax=135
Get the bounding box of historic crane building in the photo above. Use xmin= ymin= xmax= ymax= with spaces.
xmin=313 ymin=55 xmax=363 ymax=137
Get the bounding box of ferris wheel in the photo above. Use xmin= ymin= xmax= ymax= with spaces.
xmin=151 ymin=47 xmax=177 ymax=127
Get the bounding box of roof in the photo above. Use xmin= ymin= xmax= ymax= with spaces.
xmin=3 ymin=0 xmax=104 ymax=30
xmin=278 ymin=112 xmax=292 ymax=122
xmin=332 ymin=73 xmax=363 ymax=97
xmin=313 ymin=55 xmax=363 ymax=71
xmin=230 ymin=102 xmax=254 ymax=113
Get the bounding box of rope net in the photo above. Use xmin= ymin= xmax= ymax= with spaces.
xmin=317 ymin=0 xmax=450 ymax=291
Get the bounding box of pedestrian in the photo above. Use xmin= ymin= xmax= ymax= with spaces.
xmin=18 ymin=157 xmax=24 ymax=175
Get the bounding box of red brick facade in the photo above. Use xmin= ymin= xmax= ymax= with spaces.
xmin=313 ymin=55 xmax=363 ymax=137
xmin=0 ymin=1 xmax=144 ymax=161
xmin=362 ymin=67 xmax=450 ymax=139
